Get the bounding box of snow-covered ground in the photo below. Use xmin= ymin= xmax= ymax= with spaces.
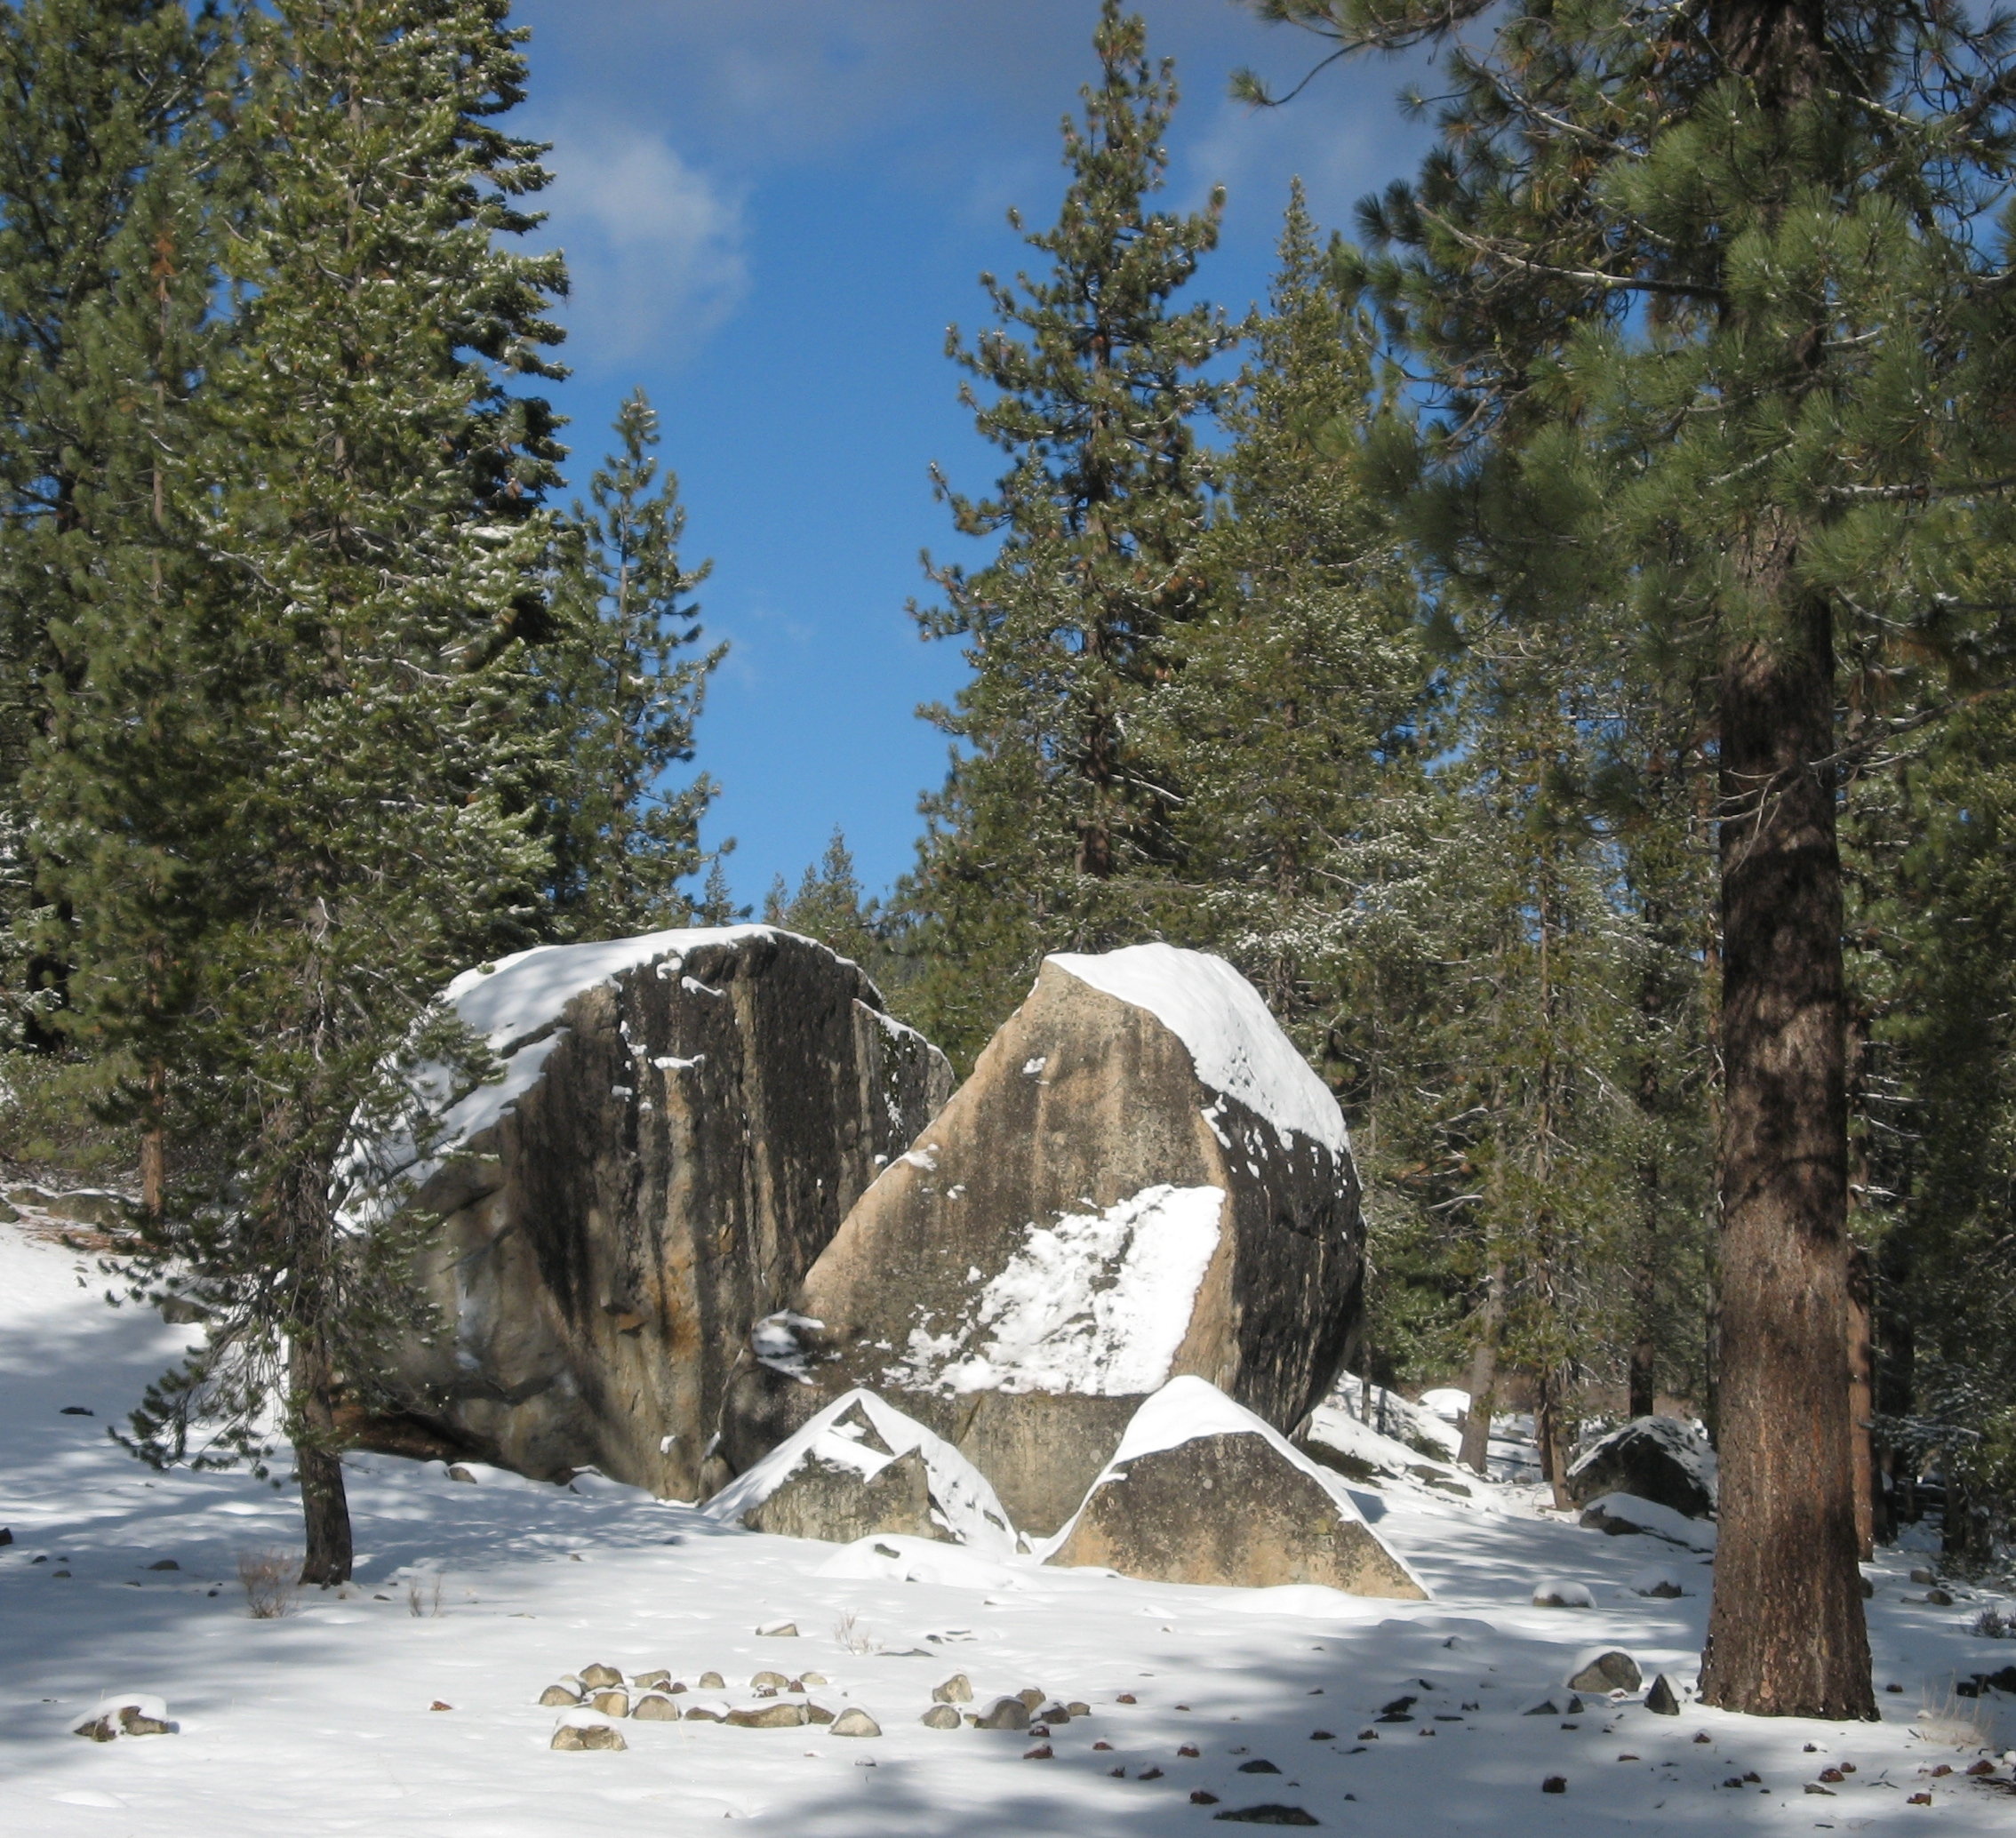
xmin=4 ymin=1215 xmax=2013 ymax=1837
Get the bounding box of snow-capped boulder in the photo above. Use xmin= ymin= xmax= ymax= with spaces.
xmin=1578 ymin=1491 xmax=1717 ymax=1553
xmin=1564 ymin=1417 xmax=1716 ymax=1520
xmin=1297 ymin=1403 xmax=1477 ymax=1501
xmin=720 ymin=945 xmax=1364 ymax=1533
xmin=700 ymin=1389 xmax=1016 ymax=1553
xmin=1044 ymin=1377 xmax=1425 ymax=1598
xmin=364 ymin=928 xmax=952 ymax=1498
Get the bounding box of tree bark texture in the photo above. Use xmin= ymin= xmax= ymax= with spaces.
xmin=1699 ymin=587 xmax=1875 ymax=1719
xmin=292 ymin=1338 xmax=353 ymax=1586
xmin=1458 ymin=1276 xmax=1500 ymax=1476
xmin=1846 ymin=1245 xmax=1875 ymax=1563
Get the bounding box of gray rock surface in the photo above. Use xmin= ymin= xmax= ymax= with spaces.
xmin=1564 ymin=1416 xmax=1716 ymax=1520
xmin=370 ymin=928 xmax=950 ymax=1498
xmin=721 ymin=945 xmax=1363 ymax=1533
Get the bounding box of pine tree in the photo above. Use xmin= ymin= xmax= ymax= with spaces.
xmin=904 ymin=0 xmax=1233 ymax=1065
xmin=1234 ymin=0 xmax=2016 ymax=1714
xmin=765 ymin=827 xmax=882 ymax=970
xmin=0 ymin=0 xmax=230 ymax=1068
xmin=544 ymin=388 xmax=723 ymax=937
xmin=93 ymin=0 xmax=570 ymax=1586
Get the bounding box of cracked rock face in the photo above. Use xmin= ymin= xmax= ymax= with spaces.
xmin=721 ymin=946 xmax=1364 ymax=1534
xmin=380 ymin=929 xmax=951 ymax=1498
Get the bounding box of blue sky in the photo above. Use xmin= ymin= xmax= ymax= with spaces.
xmin=511 ymin=1 xmax=1434 ymax=912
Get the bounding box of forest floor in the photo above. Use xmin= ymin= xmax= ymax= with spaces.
xmin=3 ymin=1212 xmax=2012 ymax=1838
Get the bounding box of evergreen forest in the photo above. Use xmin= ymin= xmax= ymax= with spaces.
xmin=4 ymin=0 xmax=2015 ymax=1721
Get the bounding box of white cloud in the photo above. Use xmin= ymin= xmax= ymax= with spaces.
xmin=538 ymin=122 xmax=748 ymax=369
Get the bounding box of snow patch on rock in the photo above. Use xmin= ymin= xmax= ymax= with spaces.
xmin=1044 ymin=944 xmax=1347 ymax=1154
xmin=885 ymin=1184 xmax=1224 ymax=1397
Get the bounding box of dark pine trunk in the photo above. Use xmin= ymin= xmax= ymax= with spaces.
xmin=293 ymin=1337 xmax=353 ymax=1586
xmin=1699 ymin=586 xmax=1874 ymax=1720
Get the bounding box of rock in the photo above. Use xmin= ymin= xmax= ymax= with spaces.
xmin=1532 ymin=1581 xmax=1595 ymax=1608
xmin=704 ymin=1391 xmax=1016 ymax=1551
xmin=1643 ymin=1673 xmax=1680 ymax=1715
xmin=148 ymin=1558 xmax=180 ymax=1571
xmin=1016 ymin=1687 xmax=1046 ymax=1710
xmin=632 ymin=1669 xmax=670 ymax=1690
xmin=751 ymin=1670 xmax=791 ymax=1689
xmin=830 ymin=1707 xmax=881 ymax=1738
xmin=1628 ymin=1565 xmax=1684 ymax=1598
xmin=698 ymin=1671 xmax=725 ymax=1690
xmin=1579 ymin=1492 xmax=1718 ymax=1551
xmin=1046 ymin=1378 xmax=1424 ymax=1598
xmin=72 ymin=1697 xmax=173 ymax=1741
xmin=756 ymin=1620 xmax=799 ymax=1637
xmin=1213 ymin=1808 xmax=1320 ymax=1826
xmin=550 ymin=1721 xmax=627 ymax=1752
xmin=1926 ymin=1586 xmax=1955 ymax=1605
xmin=932 ymin=1673 xmax=974 ymax=1704
xmin=446 ymin=1465 xmax=477 ymax=1483
xmin=804 ymin=1702 xmax=835 ymax=1725
xmin=921 ymin=1704 xmax=962 ymax=1729
xmin=1566 ymin=1652 xmax=1643 ymax=1694
xmin=1541 ymin=1777 xmax=1566 ymax=1794
xmin=356 ymin=928 xmax=950 ymax=1497
xmin=539 ymin=1684 xmax=582 ymax=1707
xmin=799 ymin=1671 xmax=828 ymax=1686
xmin=726 ymin=1701 xmax=806 ymax=1728
xmin=1564 ymin=1417 xmax=1716 ymax=1520
xmin=1908 ymin=1566 xmax=1937 ymax=1586
xmin=681 ymin=1701 xmax=728 ymax=1722
xmin=6 ymin=1185 xmax=49 ymax=1207
xmin=45 ymin=1189 xmax=131 ymax=1229
xmin=976 ymin=1696 xmax=1031 ymax=1730
xmin=633 ymin=1694 xmax=680 ymax=1722
xmin=723 ymin=945 xmax=1363 ymax=1533
xmin=580 ymin=1663 xmax=622 ymax=1689
xmin=588 ymin=1690 xmax=629 ymax=1717
xmin=0 ymin=1527 xmax=10 ymax=1546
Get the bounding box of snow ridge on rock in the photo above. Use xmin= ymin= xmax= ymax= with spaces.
xmin=1045 ymin=944 xmax=1347 ymax=1154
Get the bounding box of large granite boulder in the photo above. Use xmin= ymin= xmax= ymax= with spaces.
xmin=1047 ymin=1377 xmax=1425 ymax=1597
xmin=353 ymin=928 xmax=951 ymax=1498
xmin=1564 ymin=1416 xmax=1717 ymax=1520
xmin=700 ymin=1388 xmax=1016 ymax=1551
xmin=721 ymin=944 xmax=1364 ymax=1534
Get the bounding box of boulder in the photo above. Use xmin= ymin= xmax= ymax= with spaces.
xmin=1579 ymin=1492 xmax=1717 ymax=1553
xmin=723 ymin=945 xmax=1363 ymax=1532
xmin=1045 ymin=1377 xmax=1425 ymax=1599
xmin=702 ymin=1389 xmax=1016 ymax=1551
xmin=348 ymin=927 xmax=950 ymax=1498
xmin=1565 ymin=1651 xmax=1643 ymax=1694
xmin=1564 ymin=1417 xmax=1716 ymax=1520
xmin=922 ymin=1704 xmax=962 ymax=1730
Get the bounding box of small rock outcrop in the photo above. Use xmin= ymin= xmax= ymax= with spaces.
xmin=1564 ymin=1417 xmax=1716 ymax=1520
xmin=1046 ymin=1377 xmax=1424 ymax=1598
xmin=723 ymin=945 xmax=1363 ymax=1532
xmin=701 ymin=1389 xmax=1016 ymax=1550
xmin=354 ymin=928 xmax=950 ymax=1498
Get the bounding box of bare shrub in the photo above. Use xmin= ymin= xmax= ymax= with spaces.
xmin=833 ymin=1610 xmax=877 ymax=1655
xmin=1916 ymin=1682 xmax=1997 ymax=1748
xmin=406 ymin=1573 xmax=444 ymax=1618
xmin=1973 ymin=1606 xmax=2012 ymax=1639
xmin=237 ymin=1548 xmax=298 ymax=1619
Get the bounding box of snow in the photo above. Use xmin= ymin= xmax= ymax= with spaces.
xmin=700 ymin=1389 xmax=1017 ymax=1555
xmin=1044 ymin=944 xmax=1348 ymax=1154
xmin=5 ymin=1214 xmax=2015 ymax=1838
xmin=1300 ymin=1404 xmax=1499 ymax=1510
xmin=1418 ymin=1387 xmax=1472 ymax=1426
xmin=1326 ymin=1373 xmax=1469 ymax=1461
xmin=889 ymin=1185 xmax=1225 ymax=1397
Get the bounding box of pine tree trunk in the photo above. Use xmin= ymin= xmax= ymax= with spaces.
xmin=1699 ymin=587 xmax=1875 ymax=1720
xmin=1458 ymin=1268 xmax=1501 ymax=1474
xmin=1846 ymin=1245 xmax=1875 ymax=1563
xmin=292 ymin=1336 xmax=353 ymax=1586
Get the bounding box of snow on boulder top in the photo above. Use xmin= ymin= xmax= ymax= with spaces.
xmin=443 ymin=925 xmax=780 ymax=1058
xmin=701 ymin=1387 xmax=1018 ymax=1556
xmin=1044 ymin=944 xmax=1347 ymax=1155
